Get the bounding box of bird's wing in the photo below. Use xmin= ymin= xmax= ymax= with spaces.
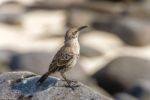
xmin=48 ymin=47 xmax=74 ymax=72
xmin=57 ymin=51 xmax=74 ymax=67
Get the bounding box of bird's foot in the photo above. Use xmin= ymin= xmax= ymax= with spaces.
xmin=62 ymin=80 xmax=78 ymax=84
xmin=64 ymin=84 xmax=79 ymax=90
xmin=63 ymin=80 xmax=79 ymax=90
xmin=69 ymin=80 xmax=78 ymax=83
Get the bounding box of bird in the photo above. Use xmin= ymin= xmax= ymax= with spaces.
xmin=37 ymin=26 xmax=88 ymax=87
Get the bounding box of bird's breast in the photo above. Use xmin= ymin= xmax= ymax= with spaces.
xmin=68 ymin=55 xmax=79 ymax=68
xmin=72 ymin=44 xmax=80 ymax=54
xmin=72 ymin=40 xmax=80 ymax=54
xmin=66 ymin=39 xmax=80 ymax=54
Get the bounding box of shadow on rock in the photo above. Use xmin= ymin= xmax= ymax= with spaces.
xmin=11 ymin=76 xmax=58 ymax=95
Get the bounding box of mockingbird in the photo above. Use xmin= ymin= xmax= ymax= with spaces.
xmin=37 ymin=26 xmax=88 ymax=87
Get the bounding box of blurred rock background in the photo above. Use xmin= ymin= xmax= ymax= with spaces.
xmin=0 ymin=0 xmax=150 ymax=99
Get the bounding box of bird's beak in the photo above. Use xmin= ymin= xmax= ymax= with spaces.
xmin=77 ymin=26 xmax=88 ymax=32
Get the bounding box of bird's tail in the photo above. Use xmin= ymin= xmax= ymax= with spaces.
xmin=37 ymin=72 xmax=50 ymax=85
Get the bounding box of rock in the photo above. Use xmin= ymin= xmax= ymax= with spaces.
xmin=32 ymin=0 xmax=85 ymax=9
xmin=9 ymin=53 xmax=22 ymax=70
xmin=0 ymin=49 xmax=16 ymax=65
xmin=0 ymin=71 xmax=113 ymax=100
xmin=115 ymin=93 xmax=138 ymax=100
xmin=93 ymin=56 xmax=150 ymax=94
xmin=0 ymin=1 xmax=25 ymax=25
xmin=18 ymin=52 xmax=53 ymax=74
xmin=80 ymin=44 xmax=103 ymax=57
xmin=130 ymin=80 xmax=150 ymax=100
xmin=80 ymin=31 xmax=123 ymax=55
xmin=79 ymin=31 xmax=122 ymax=75
xmin=68 ymin=8 xmax=97 ymax=27
xmin=0 ymin=49 xmax=18 ymax=73
xmin=67 ymin=2 xmax=125 ymax=27
xmin=91 ymin=0 xmax=141 ymax=2
xmin=92 ymin=17 xmax=150 ymax=46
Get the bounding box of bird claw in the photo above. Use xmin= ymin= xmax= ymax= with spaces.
xmin=64 ymin=84 xmax=79 ymax=90
xmin=69 ymin=80 xmax=78 ymax=83
xmin=63 ymin=80 xmax=79 ymax=90
xmin=62 ymin=80 xmax=78 ymax=84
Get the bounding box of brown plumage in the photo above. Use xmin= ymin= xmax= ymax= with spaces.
xmin=37 ymin=26 xmax=88 ymax=86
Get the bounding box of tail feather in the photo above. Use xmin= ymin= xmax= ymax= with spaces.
xmin=37 ymin=72 xmax=49 ymax=85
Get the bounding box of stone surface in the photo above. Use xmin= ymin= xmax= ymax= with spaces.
xmin=93 ymin=56 xmax=150 ymax=94
xmin=80 ymin=31 xmax=122 ymax=56
xmin=67 ymin=2 xmax=125 ymax=27
xmin=0 ymin=71 xmax=113 ymax=100
xmin=92 ymin=17 xmax=150 ymax=46
xmin=0 ymin=1 xmax=24 ymax=25
xmin=0 ymin=49 xmax=16 ymax=65
xmin=79 ymin=31 xmax=122 ymax=75
xmin=130 ymin=80 xmax=150 ymax=100
xmin=80 ymin=44 xmax=103 ymax=57
xmin=115 ymin=93 xmax=138 ymax=100
xmin=19 ymin=52 xmax=52 ymax=74
xmin=0 ymin=49 xmax=18 ymax=73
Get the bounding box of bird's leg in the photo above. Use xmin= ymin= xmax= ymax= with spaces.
xmin=60 ymin=72 xmax=71 ymax=86
xmin=60 ymin=72 xmax=79 ymax=90
xmin=60 ymin=72 xmax=78 ymax=83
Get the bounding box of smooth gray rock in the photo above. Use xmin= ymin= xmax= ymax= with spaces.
xmin=0 ymin=49 xmax=16 ymax=65
xmin=92 ymin=17 xmax=150 ymax=46
xmin=80 ymin=45 xmax=103 ymax=57
xmin=115 ymin=93 xmax=138 ymax=100
xmin=19 ymin=52 xmax=52 ymax=74
xmin=0 ymin=71 xmax=112 ymax=100
xmin=0 ymin=1 xmax=24 ymax=25
xmin=93 ymin=56 xmax=150 ymax=94
xmin=130 ymin=80 xmax=150 ymax=100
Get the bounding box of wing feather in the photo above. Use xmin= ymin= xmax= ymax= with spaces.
xmin=57 ymin=52 xmax=74 ymax=66
xmin=48 ymin=46 xmax=74 ymax=72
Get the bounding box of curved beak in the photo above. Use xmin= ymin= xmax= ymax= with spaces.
xmin=77 ymin=26 xmax=88 ymax=32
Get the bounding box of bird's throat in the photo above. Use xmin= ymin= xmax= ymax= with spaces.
xmin=65 ymin=38 xmax=80 ymax=54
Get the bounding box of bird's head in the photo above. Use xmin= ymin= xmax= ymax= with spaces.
xmin=65 ymin=26 xmax=88 ymax=41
